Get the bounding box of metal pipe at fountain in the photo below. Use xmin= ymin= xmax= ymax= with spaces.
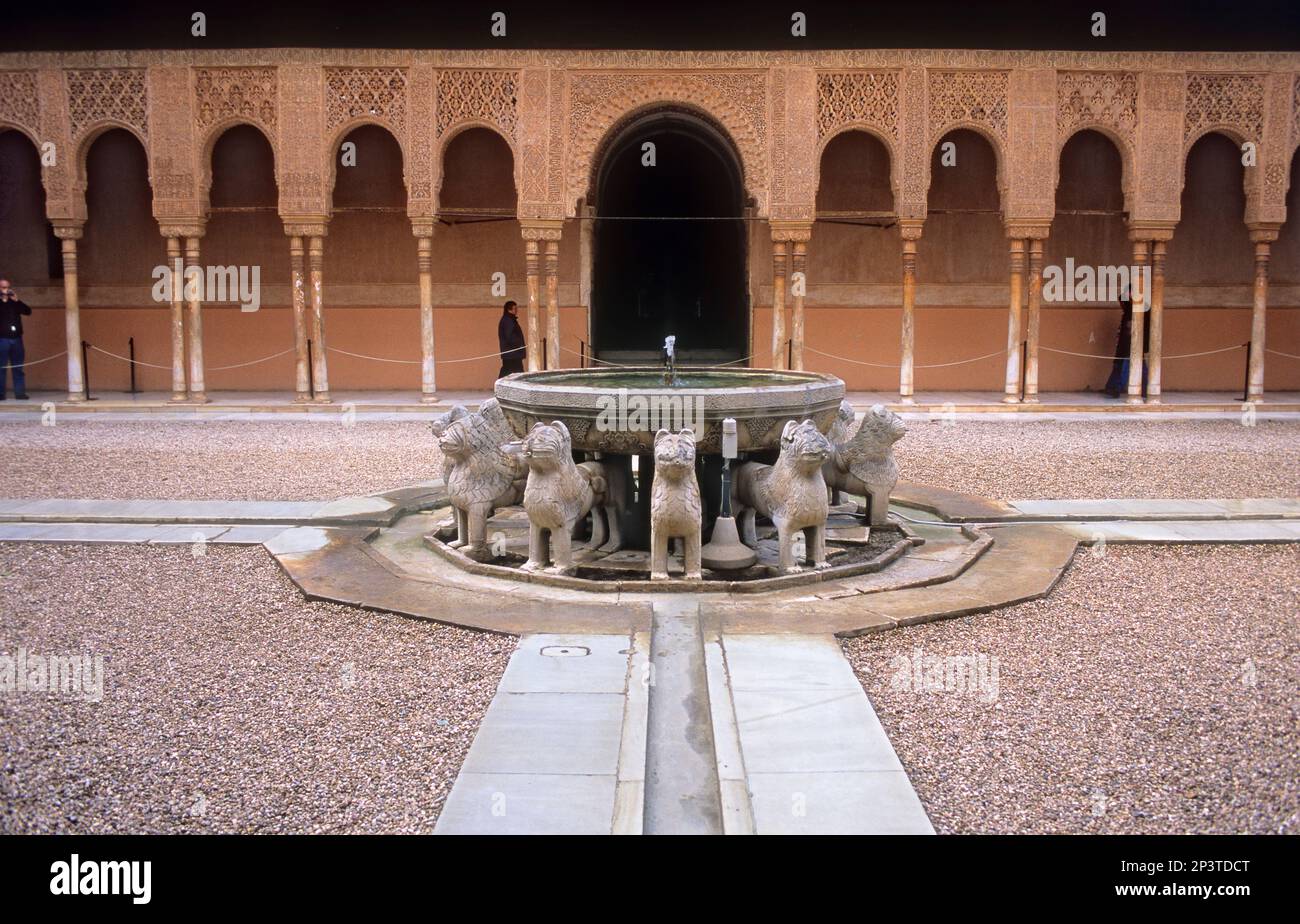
xmin=701 ymin=417 xmax=757 ymax=571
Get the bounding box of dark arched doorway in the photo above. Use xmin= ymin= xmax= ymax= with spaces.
xmin=590 ymin=110 xmax=748 ymax=363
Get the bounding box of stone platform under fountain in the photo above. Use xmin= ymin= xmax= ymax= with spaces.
xmin=263 ymin=356 xmax=1079 ymax=635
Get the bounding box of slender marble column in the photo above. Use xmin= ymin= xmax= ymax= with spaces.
xmin=1147 ymin=240 xmax=1167 ymax=404
xmin=524 ymin=238 xmax=541 ymax=372
xmin=790 ymin=238 xmax=807 ymax=371
xmin=771 ymin=239 xmax=788 ymax=370
xmin=416 ymin=226 xmax=437 ymax=402
xmin=1246 ymin=228 xmax=1278 ymax=402
xmin=898 ymin=221 xmax=923 ymax=404
xmin=1002 ymin=238 xmax=1025 ymax=403
xmin=53 ymin=225 xmax=85 ymax=402
xmin=545 ymin=238 xmax=561 ymax=370
xmin=165 ymin=236 xmax=188 ymax=401
xmin=288 ymin=233 xmax=310 ymax=401
xmin=185 ymin=235 xmax=207 ymax=403
xmin=308 ymin=234 xmax=330 ymax=402
xmin=1024 ymin=238 xmax=1044 ymax=403
xmin=1125 ymin=240 xmax=1150 ymax=406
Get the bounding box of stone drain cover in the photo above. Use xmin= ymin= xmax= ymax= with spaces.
xmin=540 ymin=645 xmax=590 ymax=657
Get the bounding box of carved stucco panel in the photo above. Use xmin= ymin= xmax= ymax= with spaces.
xmin=1248 ymin=70 xmax=1293 ymax=225
xmin=1184 ymin=72 xmax=1264 ymax=149
xmin=928 ymin=69 xmax=1008 ymax=144
xmin=0 ymin=70 xmax=41 ymax=142
xmin=36 ymin=68 xmax=76 ymax=219
xmin=1003 ymin=68 xmax=1056 ymax=223
xmin=770 ymin=68 xmax=787 ymax=206
xmin=65 ymin=67 xmax=149 ymax=153
xmin=816 ymin=70 xmax=900 ymax=141
xmin=273 ymin=66 xmax=326 ymax=218
xmin=776 ymin=68 xmax=817 ymax=220
xmin=517 ymin=66 xmax=549 ymax=217
xmin=407 ymin=63 xmax=435 ymax=217
xmin=148 ymin=66 xmax=200 ymax=219
xmin=897 ymin=66 xmax=928 ymax=221
xmin=436 ymin=68 xmax=519 ymax=141
xmin=1057 ymin=70 xmax=1138 ymax=145
xmin=1133 ymin=71 xmax=1184 ymax=224
xmin=194 ymin=66 xmax=278 ymax=137
xmin=325 ymin=66 xmax=408 ymax=138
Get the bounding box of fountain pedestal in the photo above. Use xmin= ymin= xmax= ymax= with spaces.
xmin=700 ymin=515 xmax=757 ymax=570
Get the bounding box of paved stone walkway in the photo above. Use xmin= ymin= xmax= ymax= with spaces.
xmin=433 ymin=628 xmax=933 ymax=835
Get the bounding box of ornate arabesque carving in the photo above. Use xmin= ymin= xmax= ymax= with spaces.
xmin=65 ymin=68 xmax=148 ymax=143
xmin=1293 ymin=74 xmax=1300 ymax=151
xmin=0 ymin=70 xmax=41 ymax=138
xmin=407 ymin=64 xmax=435 ymax=209
xmin=0 ymin=48 xmax=1291 ymax=229
xmin=1184 ymin=72 xmax=1264 ymax=145
xmin=566 ymin=72 xmax=769 ymax=214
xmin=194 ymin=66 xmax=277 ymax=134
xmin=1057 ymin=70 xmax=1138 ymax=144
xmin=518 ymin=69 xmax=549 ymax=206
xmin=436 ymin=68 xmax=518 ymax=139
xmin=816 ymin=71 xmax=900 ymax=140
xmin=928 ymin=69 xmax=1008 ymax=141
xmin=325 ymin=66 xmax=408 ymax=136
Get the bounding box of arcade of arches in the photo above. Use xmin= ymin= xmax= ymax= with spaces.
xmin=1 ymin=50 xmax=1299 ymax=403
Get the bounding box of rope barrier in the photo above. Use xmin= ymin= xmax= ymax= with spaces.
xmin=88 ymin=345 xmax=173 ymax=370
xmin=438 ymin=345 xmax=524 ymax=365
xmin=1265 ymin=348 xmax=1300 ymax=360
xmin=328 ymin=345 xmax=528 ymax=365
xmin=209 ymin=348 xmax=295 ymax=371
xmin=1038 ymin=345 xmax=1124 ymax=360
xmin=90 ymin=344 xmax=296 ymax=372
xmin=326 ymin=346 xmax=422 ymax=365
xmin=1 ymin=350 xmax=68 ymax=369
xmin=1163 ymin=343 xmax=1248 ymax=360
xmin=805 ymin=344 xmax=1009 ymax=370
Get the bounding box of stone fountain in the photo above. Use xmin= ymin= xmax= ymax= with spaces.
xmin=429 ymin=340 xmax=909 ymax=584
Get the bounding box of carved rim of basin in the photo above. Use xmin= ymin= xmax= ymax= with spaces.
xmin=494 ymin=366 xmax=846 ymax=454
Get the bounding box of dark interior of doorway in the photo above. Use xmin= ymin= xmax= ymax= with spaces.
xmin=590 ymin=111 xmax=748 ymax=363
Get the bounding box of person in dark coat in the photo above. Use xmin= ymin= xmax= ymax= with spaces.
xmin=0 ymin=276 xmax=32 ymax=400
xmin=497 ymin=300 xmax=526 ymax=378
xmin=1103 ymin=288 xmax=1148 ymax=398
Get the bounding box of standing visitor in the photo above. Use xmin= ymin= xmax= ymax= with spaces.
xmin=0 ymin=276 xmax=31 ymax=400
xmin=1103 ymin=288 xmax=1147 ymax=398
xmin=497 ymin=299 xmax=526 ymax=378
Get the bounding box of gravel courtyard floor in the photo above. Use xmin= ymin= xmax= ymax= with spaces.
xmin=0 ymin=417 xmax=1294 ymax=501
xmin=0 ymin=543 xmax=513 ymax=834
xmin=845 ymin=543 xmax=1300 ymax=835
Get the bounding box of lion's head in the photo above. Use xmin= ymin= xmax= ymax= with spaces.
xmin=779 ymin=418 xmax=832 ymax=473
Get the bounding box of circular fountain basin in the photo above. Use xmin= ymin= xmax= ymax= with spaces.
xmin=495 ymin=366 xmax=846 ymax=454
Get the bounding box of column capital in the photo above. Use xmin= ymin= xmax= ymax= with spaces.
xmin=898 ymin=218 xmax=925 ymax=241
xmin=283 ymin=219 xmax=329 ymax=238
xmin=520 ymin=219 xmax=564 ymax=241
xmin=158 ymin=220 xmax=206 ymax=239
xmin=1126 ymin=220 xmax=1176 ymax=242
xmin=1004 ymin=221 xmax=1051 ymax=240
xmin=410 ymin=218 xmax=437 ymax=238
xmin=51 ymin=221 xmax=85 ymax=241
xmin=1247 ymin=222 xmax=1281 ymax=244
xmin=770 ymin=220 xmax=813 ymax=243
